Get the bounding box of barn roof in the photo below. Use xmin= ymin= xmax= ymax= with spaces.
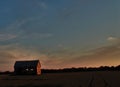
xmin=14 ymin=60 xmax=40 ymax=68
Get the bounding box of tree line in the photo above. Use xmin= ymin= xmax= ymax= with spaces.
xmin=42 ymin=65 xmax=120 ymax=73
xmin=0 ymin=65 xmax=120 ymax=74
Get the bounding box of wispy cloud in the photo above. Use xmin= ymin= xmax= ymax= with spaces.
xmin=107 ymin=36 xmax=120 ymax=43
xmin=0 ymin=33 xmax=17 ymax=41
xmin=21 ymin=33 xmax=53 ymax=39
xmin=39 ymin=2 xmax=47 ymax=9
xmin=0 ymin=51 xmax=15 ymax=64
xmin=5 ymin=17 xmax=42 ymax=32
xmin=0 ymin=44 xmax=49 ymax=71
xmin=31 ymin=1 xmax=48 ymax=10
xmin=70 ymin=43 xmax=120 ymax=67
xmin=2 ymin=15 xmax=49 ymax=40
xmin=1 ymin=37 xmax=120 ymax=71
xmin=1 ymin=42 xmax=120 ymax=71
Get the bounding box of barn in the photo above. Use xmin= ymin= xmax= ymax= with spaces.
xmin=14 ymin=60 xmax=41 ymax=75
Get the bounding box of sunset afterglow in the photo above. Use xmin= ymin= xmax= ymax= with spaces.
xmin=0 ymin=0 xmax=120 ymax=71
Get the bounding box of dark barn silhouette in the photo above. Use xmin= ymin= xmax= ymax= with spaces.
xmin=14 ymin=60 xmax=41 ymax=75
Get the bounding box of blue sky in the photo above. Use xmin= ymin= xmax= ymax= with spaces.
xmin=0 ymin=0 xmax=120 ymax=71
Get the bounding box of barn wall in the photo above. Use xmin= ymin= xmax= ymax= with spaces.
xmin=14 ymin=67 xmax=36 ymax=75
xmin=37 ymin=63 xmax=41 ymax=75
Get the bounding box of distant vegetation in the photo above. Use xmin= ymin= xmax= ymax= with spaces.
xmin=42 ymin=65 xmax=120 ymax=73
xmin=0 ymin=65 xmax=120 ymax=74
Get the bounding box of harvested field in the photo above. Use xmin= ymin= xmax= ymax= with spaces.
xmin=0 ymin=71 xmax=119 ymax=87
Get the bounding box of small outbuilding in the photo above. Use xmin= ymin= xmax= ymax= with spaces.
xmin=14 ymin=60 xmax=41 ymax=75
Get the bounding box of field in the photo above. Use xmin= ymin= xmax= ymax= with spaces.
xmin=0 ymin=71 xmax=120 ymax=87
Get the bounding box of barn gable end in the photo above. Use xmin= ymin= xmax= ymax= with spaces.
xmin=14 ymin=60 xmax=41 ymax=75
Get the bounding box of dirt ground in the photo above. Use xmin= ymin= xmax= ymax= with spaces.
xmin=0 ymin=71 xmax=120 ymax=87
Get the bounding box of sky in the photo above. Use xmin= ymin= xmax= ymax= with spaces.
xmin=0 ymin=0 xmax=120 ymax=71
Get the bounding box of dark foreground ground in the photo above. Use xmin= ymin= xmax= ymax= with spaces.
xmin=0 ymin=71 xmax=120 ymax=87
